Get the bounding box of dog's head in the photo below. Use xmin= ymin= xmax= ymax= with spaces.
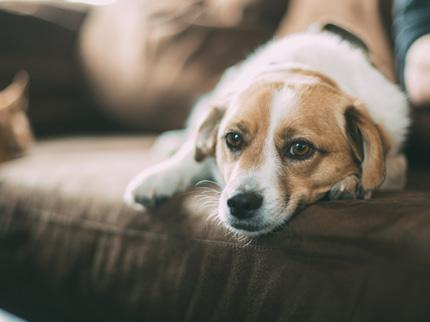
xmin=195 ymin=69 xmax=388 ymax=236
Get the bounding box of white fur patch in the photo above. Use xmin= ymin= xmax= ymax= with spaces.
xmin=252 ymin=88 xmax=297 ymax=224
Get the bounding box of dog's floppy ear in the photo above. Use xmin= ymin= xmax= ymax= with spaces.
xmin=344 ymin=103 xmax=388 ymax=192
xmin=194 ymin=106 xmax=225 ymax=162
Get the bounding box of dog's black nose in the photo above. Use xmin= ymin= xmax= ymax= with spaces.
xmin=227 ymin=192 xmax=263 ymax=219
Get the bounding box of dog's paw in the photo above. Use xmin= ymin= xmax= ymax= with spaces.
xmin=123 ymin=165 xmax=182 ymax=210
xmin=328 ymin=175 xmax=366 ymax=200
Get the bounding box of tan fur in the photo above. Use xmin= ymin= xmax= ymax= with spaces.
xmin=0 ymin=72 xmax=32 ymax=163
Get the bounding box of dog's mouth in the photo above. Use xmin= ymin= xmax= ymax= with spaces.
xmin=224 ymin=203 xmax=300 ymax=236
xmin=218 ymin=190 xmax=298 ymax=236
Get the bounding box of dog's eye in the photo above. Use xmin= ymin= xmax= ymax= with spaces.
xmin=225 ymin=132 xmax=244 ymax=151
xmin=285 ymin=141 xmax=315 ymax=160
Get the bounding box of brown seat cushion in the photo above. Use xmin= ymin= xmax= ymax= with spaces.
xmin=1 ymin=136 xmax=430 ymax=322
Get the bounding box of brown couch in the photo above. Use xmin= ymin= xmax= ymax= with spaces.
xmin=1 ymin=2 xmax=430 ymax=322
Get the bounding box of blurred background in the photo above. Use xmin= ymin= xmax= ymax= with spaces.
xmin=0 ymin=0 xmax=118 ymax=138
xmin=0 ymin=0 xmax=288 ymax=138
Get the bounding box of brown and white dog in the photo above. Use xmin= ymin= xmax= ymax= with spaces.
xmin=124 ymin=27 xmax=410 ymax=236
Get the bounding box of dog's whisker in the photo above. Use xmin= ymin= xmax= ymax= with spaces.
xmin=196 ymin=202 xmax=217 ymax=212
xmin=192 ymin=186 xmax=221 ymax=194
xmin=194 ymin=198 xmax=215 ymax=206
xmin=190 ymin=187 xmax=221 ymax=214
xmin=207 ymin=210 xmax=219 ymax=221
xmin=206 ymin=212 xmax=225 ymax=229
xmin=194 ymin=179 xmax=220 ymax=187
xmin=194 ymin=196 xmax=219 ymax=206
xmin=190 ymin=188 xmax=221 ymax=199
xmin=195 ymin=193 xmax=218 ymax=200
xmin=193 ymin=194 xmax=217 ymax=201
xmin=199 ymin=199 xmax=218 ymax=205
xmin=199 ymin=203 xmax=218 ymax=211
xmin=195 ymin=190 xmax=221 ymax=198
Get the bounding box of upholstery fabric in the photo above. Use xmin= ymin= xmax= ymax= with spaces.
xmin=1 ymin=137 xmax=430 ymax=322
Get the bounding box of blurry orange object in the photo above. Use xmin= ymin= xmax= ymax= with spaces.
xmin=0 ymin=71 xmax=33 ymax=163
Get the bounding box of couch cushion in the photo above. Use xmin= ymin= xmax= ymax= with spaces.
xmin=1 ymin=136 xmax=430 ymax=322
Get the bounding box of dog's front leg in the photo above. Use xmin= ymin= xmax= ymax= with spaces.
xmin=124 ymin=139 xmax=211 ymax=210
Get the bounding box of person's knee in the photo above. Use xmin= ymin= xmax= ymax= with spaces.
xmin=404 ymin=35 xmax=430 ymax=105
xmin=393 ymin=0 xmax=430 ymax=105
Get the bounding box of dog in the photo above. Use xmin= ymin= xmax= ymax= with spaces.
xmin=124 ymin=25 xmax=410 ymax=236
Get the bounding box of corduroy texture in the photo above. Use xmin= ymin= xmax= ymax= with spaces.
xmin=1 ymin=137 xmax=430 ymax=322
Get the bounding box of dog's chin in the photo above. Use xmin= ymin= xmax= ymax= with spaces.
xmin=222 ymin=216 xmax=287 ymax=237
xmin=226 ymin=222 xmax=279 ymax=237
